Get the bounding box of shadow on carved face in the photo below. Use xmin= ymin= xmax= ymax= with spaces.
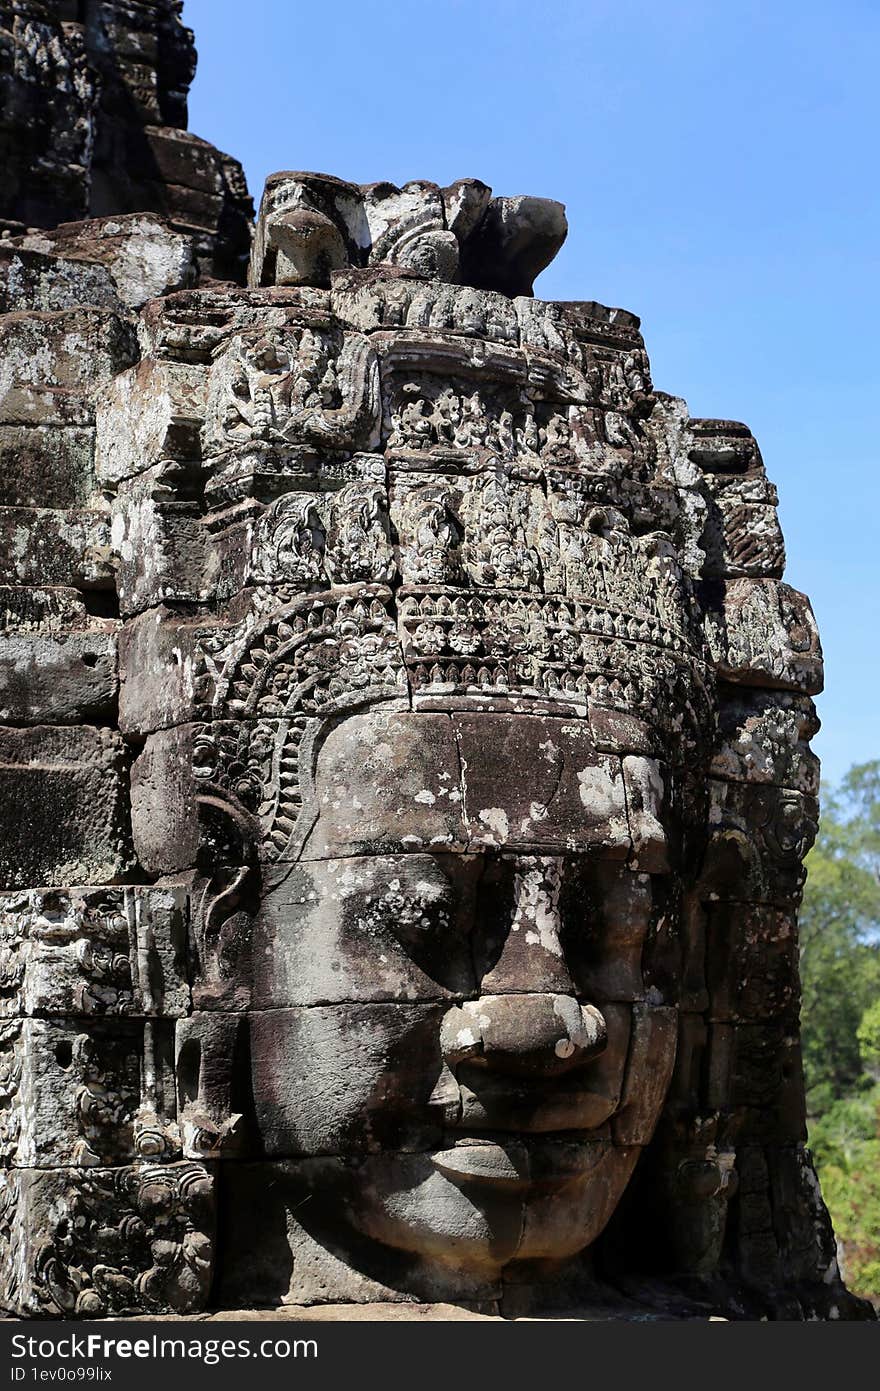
xmin=247 ymin=706 xmax=684 ymax=1279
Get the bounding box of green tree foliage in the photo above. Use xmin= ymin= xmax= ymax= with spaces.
xmin=857 ymin=998 xmax=880 ymax=1081
xmin=811 ymin=1090 xmax=880 ymax=1298
xmin=800 ymin=760 xmax=880 ymax=1302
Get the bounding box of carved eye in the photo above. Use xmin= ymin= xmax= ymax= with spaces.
xmin=350 ymin=873 xmax=457 ymax=956
xmin=385 ymin=883 xmax=452 ymax=944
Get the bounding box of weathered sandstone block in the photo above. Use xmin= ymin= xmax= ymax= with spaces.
xmin=0 ymin=1162 xmax=214 ymax=1318
xmin=111 ymin=466 xmax=216 ymax=614
xmin=0 ymin=507 xmax=113 ymax=589
xmin=96 ymin=358 xmax=207 ymax=486
xmin=0 ymin=246 xmax=121 ymax=315
xmin=703 ymin=579 xmax=823 ymax=694
xmin=0 ymin=1016 xmax=153 ymax=1167
xmin=118 ymin=605 xmax=221 ymax=735
xmin=0 ymin=628 xmax=117 ymax=724
xmin=0 ymin=883 xmax=190 ymax=1019
xmin=17 ymin=214 xmax=197 ymax=310
xmin=0 ymin=308 xmax=137 ymax=398
xmin=0 ymin=726 xmax=133 ymax=889
xmin=0 ymin=425 xmax=98 ymax=509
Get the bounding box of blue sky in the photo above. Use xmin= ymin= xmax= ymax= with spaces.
xmin=183 ymin=0 xmax=880 ymax=786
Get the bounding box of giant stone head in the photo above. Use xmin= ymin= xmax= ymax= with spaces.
xmin=0 ymin=172 xmax=856 ymax=1320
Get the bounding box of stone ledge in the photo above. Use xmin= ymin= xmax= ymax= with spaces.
xmin=114 ymin=1301 xmax=724 ymax=1322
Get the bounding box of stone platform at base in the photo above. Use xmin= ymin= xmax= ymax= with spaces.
xmin=118 ymin=1301 xmax=724 ymax=1323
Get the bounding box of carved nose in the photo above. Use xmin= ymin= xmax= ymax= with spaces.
xmin=441 ymin=993 xmax=607 ymax=1078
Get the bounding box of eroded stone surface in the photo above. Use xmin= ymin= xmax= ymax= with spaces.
xmin=0 ymin=726 xmax=133 ymax=889
xmin=0 ymin=1163 xmax=214 ymax=1318
xmin=0 ymin=1 xmax=252 ymax=280
xmin=0 ymin=884 xmax=190 ymax=1019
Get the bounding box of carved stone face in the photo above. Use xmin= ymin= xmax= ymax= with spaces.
xmin=249 ymin=707 xmax=680 ymax=1284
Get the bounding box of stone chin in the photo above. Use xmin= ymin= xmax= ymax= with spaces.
xmin=305 ymin=1136 xmax=643 ymax=1276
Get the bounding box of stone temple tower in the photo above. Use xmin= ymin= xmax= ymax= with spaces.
xmin=0 ymin=0 xmax=872 ymax=1321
